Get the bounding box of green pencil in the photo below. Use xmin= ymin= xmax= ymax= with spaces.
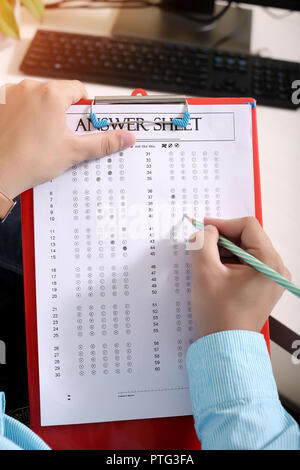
xmin=184 ymin=215 xmax=300 ymax=300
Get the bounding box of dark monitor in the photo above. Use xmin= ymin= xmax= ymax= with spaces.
xmin=161 ymin=0 xmax=300 ymax=14
xmin=237 ymin=1 xmax=300 ymax=10
xmin=113 ymin=0 xmax=300 ymax=53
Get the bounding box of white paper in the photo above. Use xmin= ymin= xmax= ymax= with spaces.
xmin=33 ymin=103 xmax=255 ymax=426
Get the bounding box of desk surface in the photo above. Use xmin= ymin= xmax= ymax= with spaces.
xmin=1 ymin=3 xmax=300 ymax=410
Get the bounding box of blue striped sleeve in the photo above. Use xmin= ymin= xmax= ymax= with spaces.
xmin=186 ymin=330 xmax=300 ymax=450
xmin=0 ymin=393 xmax=50 ymax=450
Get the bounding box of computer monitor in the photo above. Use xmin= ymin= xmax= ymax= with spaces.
xmin=160 ymin=0 xmax=300 ymax=15
xmin=237 ymin=1 xmax=300 ymax=10
xmin=112 ymin=0 xmax=300 ymax=53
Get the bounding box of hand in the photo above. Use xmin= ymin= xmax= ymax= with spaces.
xmin=0 ymin=79 xmax=136 ymax=199
xmin=189 ymin=216 xmax=291 ymax=338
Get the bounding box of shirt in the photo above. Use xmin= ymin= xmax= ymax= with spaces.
xmin=1 ymin=329 xmax=299 ymax=449
xmin=186 ymin=329 xmax=300 ymax=449
xmin=0 ymin=393 xmax=50 ymax=450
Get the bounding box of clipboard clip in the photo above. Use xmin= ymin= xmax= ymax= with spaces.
xmin=89 ymin=95 xmax=191 ymax=130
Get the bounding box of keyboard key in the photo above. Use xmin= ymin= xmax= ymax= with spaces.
xmin=19 ymin=29 xmax=300 ymax=110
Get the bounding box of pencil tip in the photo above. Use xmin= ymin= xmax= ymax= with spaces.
xmin=184 ymin=214 xmax=193 ymax=223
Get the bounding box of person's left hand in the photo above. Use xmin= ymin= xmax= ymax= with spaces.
xmin=0 ymin=79 xmax=136 ymax=199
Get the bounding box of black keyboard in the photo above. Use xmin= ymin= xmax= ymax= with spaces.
xmin=20 ymin=29 xmax=300 ymax=110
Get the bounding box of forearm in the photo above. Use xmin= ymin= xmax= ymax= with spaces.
xmin=186 ymin=330 xmax=300 ymax=450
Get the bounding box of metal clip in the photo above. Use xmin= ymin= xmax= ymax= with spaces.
xmin=89 ymin=95 xmax=190 ymax=129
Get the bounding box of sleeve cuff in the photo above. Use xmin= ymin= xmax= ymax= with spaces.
xmin=186 ymin=330 xmax=279 ymax=415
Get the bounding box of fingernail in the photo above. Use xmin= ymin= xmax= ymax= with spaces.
xmin=204 ymin=224 xmax=216 ymax=232
xmin=187 ymin=231 xmax=204 ymax=251
xmin=121 ymin=131 xmax=136 ymax=150
xmin=188 ymin=233 xmax=196 ymax=243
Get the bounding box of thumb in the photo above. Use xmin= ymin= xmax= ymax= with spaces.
xmin=189 ymin=225 xmax=222 ymax=272
xmin=75 ymin=130 xmax=136 ymax=160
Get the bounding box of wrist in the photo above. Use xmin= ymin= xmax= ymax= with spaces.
xmin=192 ymin=302 xmax=269 ymax=339
xmin=0 ymin=166 xmax=21 ymax=200
xmin=0 ymin=184 xmax=18 ymax=201
xmin=0 ymin=188 xmax=16 ymax=221
xmin=0 ymin=168 xmax=20 ymax=221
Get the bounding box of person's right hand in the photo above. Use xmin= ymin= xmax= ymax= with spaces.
xmin=189 ymin=216 xmax=291 ymax=338
xmin=0 ymin=79 xmax=136 ymax=199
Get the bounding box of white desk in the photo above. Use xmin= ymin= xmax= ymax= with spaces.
xmin=1 ymin=4 xmax=300 ymax=410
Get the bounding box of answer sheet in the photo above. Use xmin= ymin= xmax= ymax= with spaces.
xmin=33 ymin=103 xmax=255 ymax=426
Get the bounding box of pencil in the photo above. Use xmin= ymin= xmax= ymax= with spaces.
xmin=184 ymin=215 xmax=300 ymax=300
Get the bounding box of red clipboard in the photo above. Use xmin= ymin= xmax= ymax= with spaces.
xmin=21 ymin=92 xmax=268 ymax=450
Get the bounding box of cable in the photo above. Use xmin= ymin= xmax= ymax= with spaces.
xmin=172 ymin=1 xmax=233 ymax=25
xmin=212 ymin=6 xmax=247 ymax=48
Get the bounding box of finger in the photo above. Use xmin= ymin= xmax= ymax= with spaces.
xmin=6 ymin=81 xmax=35 ymax=99
xmin=204 ymin=216 xmax=270 ymax=248
xmin=189 ymin=225 xmax=223 ymax=272
xmin=56 ymin=79 xmax=88 ymax=103
xmin=43 ymin=80 xmax=88 ymax=108
xmin=204 ymin=216 xmax=283 ymax=273
xmin=283 ymin=266 xmax=292 ymax=281
xmin=74 ymin=129 xmax=136 ymax=160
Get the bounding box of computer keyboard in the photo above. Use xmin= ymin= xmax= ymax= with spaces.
xmin=20 ymin=29 xmax=300 ymax=110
